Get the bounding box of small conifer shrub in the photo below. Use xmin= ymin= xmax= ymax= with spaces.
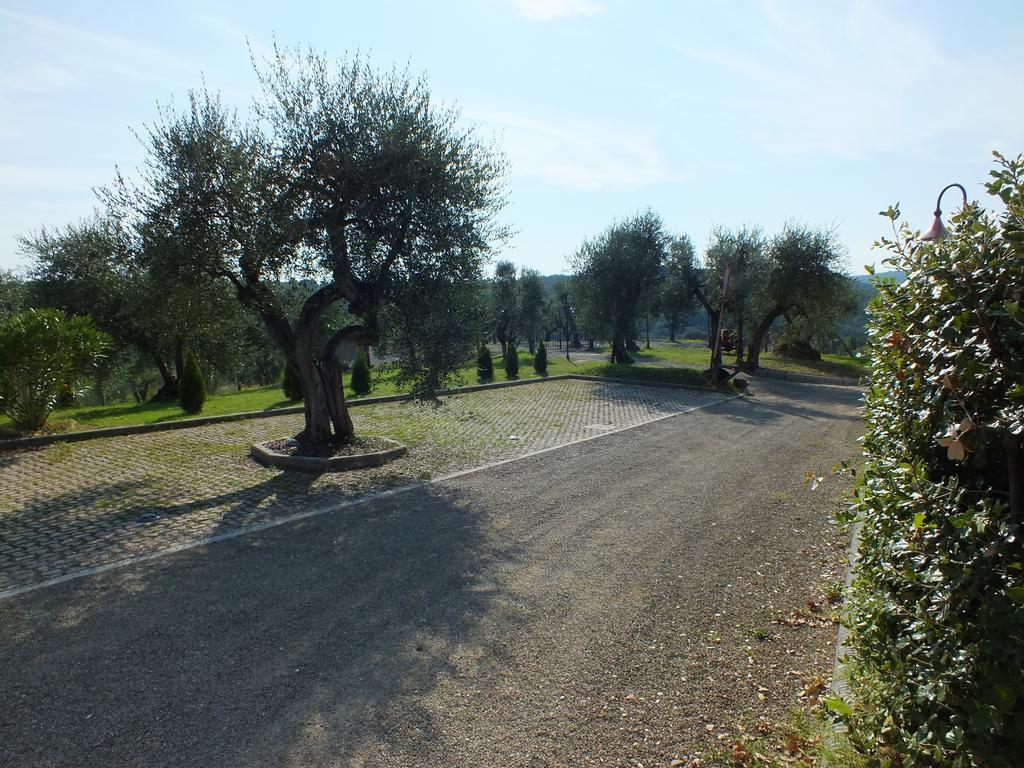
xmin=477 ymin=343 xmax=494 ymax=381
xmin=178 ymin=351 xmax=207 ymax=414
xmin=534 ymin=340 xmax=548 ymax=375
xmin=350 ymin=348 xmax=372 ymax=395
xmin=282 ymin=361 xmax=304 ymax=401
xmin=504 ymin=347 xmax=519 ymax=379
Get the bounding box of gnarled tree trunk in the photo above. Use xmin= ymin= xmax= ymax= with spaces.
xmin=744 ymin=305 xmax=785 ymax=372
xmin=611 ymin=317 xmax=632 ymax=364
xmin=151 ymin=353 xmax=178 ymax=400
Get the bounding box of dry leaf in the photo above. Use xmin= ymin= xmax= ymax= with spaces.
xmin=800 ymin=676 xmax=827 ymax=701
xmin=937 ymin=436 xmax=967 ymax=461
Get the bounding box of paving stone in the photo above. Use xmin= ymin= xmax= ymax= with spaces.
xmin=0 ymin=379 xmax=721 ymax=593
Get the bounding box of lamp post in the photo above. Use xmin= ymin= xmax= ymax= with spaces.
xmin=921 ymin=183 xmax=968 ymax=241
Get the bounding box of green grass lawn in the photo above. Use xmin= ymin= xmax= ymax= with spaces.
xmin=0 ymin=349 xmax=714 ymax=437
xmin=635 ymin=342 xmax=868 ymax=379
xmin=1 ymin=342 xmax=858 ymax=437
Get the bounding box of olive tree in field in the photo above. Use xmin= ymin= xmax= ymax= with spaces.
xmin=125 ymin=48 xmax=507 ymax=448
xmin=519 ymin=268 xmax=545 ymax=354
xmin=0 ymin=270 xmax=25 ymax=320
xmin=571 ymin=211 xmax=668 ymax=364
xmin=492 ymin=260 xmax=520 ymax=358
xmin=659 ymin=234 xmax=697 ymax=342
xmin=491 ymin=263 xmax=544 ymax=355
xmin=703 ymin=227 xmax=767 ymax=363
xmin=23 ymin=216 xmax=257 ymax=400
xmin=670 ymin=235 xmax=721 ymax=350
xmin=742 ymin=226 xmax=847 ymax=371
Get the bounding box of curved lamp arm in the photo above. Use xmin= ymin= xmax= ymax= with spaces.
xmin=921 ymin=183 xmax=968 ymax=241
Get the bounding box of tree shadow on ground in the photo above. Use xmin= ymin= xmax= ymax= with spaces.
xmin=719 ymin=381 xmax=863 ymax=425
xmin=0 ymin=461 xmax=419 ymax=592
xmin=0 ymin=482 xmax=520 ymax=767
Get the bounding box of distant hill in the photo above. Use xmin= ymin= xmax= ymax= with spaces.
xmin=852 ymin=270 xmax=905 ymax=284
xmin=538 ymin=274 xmax=570 ymax=296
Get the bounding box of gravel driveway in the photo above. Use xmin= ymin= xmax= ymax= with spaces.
xmin=0 ymin=379 xmax=862 ymax=767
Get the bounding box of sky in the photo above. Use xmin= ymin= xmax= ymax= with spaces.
xmin=1 ymin=0 xmax=1023 ymax=277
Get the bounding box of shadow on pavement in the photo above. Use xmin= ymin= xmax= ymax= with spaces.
xmin=717 ymin=380 xmax=863 ymax=426
xmin=0 ymin=483 xmax=520 ymax=767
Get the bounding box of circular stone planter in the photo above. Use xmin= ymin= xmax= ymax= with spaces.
xmin=250 ymin=437 xmax=408 ymax=472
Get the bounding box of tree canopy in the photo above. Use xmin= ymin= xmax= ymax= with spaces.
xmin=115 ymin=47 xmax=507 ymax=447
xmin=571 ymin=211 xmax=668 ymax=363
xmin=741 ymin=225 xmax=848 ymax=370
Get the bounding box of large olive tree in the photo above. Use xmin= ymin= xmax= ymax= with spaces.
xmin=570 ymin=211 xmax=667 ymax=364
xmin=123 ymin=48 xmax=507 ymax=448
xmin=742 ymin=226 xmax=848 ymax=371
xmin=658 ymin=234 xmax=697 ymax=342
xmin=703 ymin=227 xmax=768 ymax=363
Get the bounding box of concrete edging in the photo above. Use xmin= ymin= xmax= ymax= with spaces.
xmin=250 ymin=439 xmax=408 ymax=472
xmin=832 ymin=519 xmax=863 ymax=700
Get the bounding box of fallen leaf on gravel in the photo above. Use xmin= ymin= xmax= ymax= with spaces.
xmin=774 ymin=609 xmax=835 ymax=628
xmin=723 ymin=737 xmax=754 ymax=766
xmin=800 ymin=676 xmax=827 ymax=702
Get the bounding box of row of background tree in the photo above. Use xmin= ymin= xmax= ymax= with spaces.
xmin=487 ymin=215 xmax=879 ymax=371
xmin=0 ymin=216 xmax=874 ymax=412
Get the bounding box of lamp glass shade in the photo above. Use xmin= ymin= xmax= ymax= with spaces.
xmin=921 ymin=214 xmax=949 ymax=241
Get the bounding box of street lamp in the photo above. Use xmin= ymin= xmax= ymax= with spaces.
xmin=921 ymin=183 xmax=968 ymax=241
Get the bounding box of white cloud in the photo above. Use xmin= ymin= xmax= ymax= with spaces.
xmin=0 ymin=8 xmax=199 ymax=94
xmin=473 ymin=109 xmax=687 ymax=189
xmin=668 ymin=0 xmax=1024 ymax=161
xmin=514 ymin=0 xmax=603 ymax=21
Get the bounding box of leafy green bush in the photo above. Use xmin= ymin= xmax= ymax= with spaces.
xmin=350 ymin=347 xmax=371 ymax=395
xmin=534 ymin=340 xmax=548 ymax=375
xmin=0 ymin=308 xmax=109 ymax=432
xmin=178 ymin=350 xmax=207 ymax=414
xmin=477 ymin=343 xmax=494 ymax=382
xmin=840 ymin=152 xmax=1024 ymax=766
xmin=503 ymin=347 xmax=519 ymax=379
xmin=282 ymin=361 xmax=303 ymax=401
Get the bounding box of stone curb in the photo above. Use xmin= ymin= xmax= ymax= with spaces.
xmin=250 ymin=439 xmax=408 ymax=472
xmin=0 ymin=374 xmax=719 ymax=451
xmin=832 ymin=519 xmax=862 ymax=700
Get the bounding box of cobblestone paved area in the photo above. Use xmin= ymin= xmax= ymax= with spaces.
xmin=0 ymin=379 xmax=723 ymax=594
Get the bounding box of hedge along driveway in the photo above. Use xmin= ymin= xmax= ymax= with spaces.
xmin=0 ymin=378 xmax=727 ymax=596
